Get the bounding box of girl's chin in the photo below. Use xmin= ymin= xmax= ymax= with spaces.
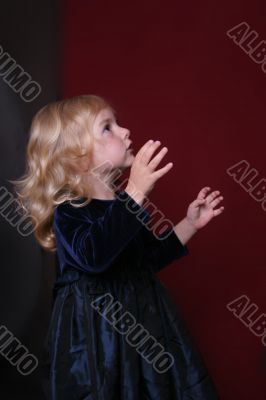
xmin=127 ymin=153 xmax=135 ymax=162
xmin=120 ymin=153 xmax=134 ymax=169
xmin=126 ymin=149 xmax=134 ymax=157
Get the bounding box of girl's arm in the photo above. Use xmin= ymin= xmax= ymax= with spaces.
xmin=141 ymin=225 xmax=189 ymax=273
xmin=141 ymin=187 xmax=224 ymax=273
xmin=54 ymin=190 xmax=151 ymax=274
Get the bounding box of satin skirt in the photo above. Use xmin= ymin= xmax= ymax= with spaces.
xmin=41 ymin=272 xmax=220 ymax=400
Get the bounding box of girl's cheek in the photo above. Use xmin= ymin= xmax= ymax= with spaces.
xmin=111 ymin=139 xmax=123 ymax=150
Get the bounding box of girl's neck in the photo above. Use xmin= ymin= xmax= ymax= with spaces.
xmin=87 ymin=187 xmax=116 ymax=200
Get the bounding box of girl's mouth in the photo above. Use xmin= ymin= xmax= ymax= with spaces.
xmin=127 ymin=141 xmax=133 ymax=151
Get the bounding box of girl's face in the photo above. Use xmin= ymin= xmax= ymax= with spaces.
xmin=91 ymin=107 xmax=134 ymax=172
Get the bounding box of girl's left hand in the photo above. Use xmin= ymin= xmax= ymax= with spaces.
xmin=186 ymin=187 xmax=225 ymax=231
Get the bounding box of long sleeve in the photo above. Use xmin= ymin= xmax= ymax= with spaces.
xmin=53 ymin=190 xmax=151 ymax=274
xmin=141 ymin=225 xmax=189 ymax=273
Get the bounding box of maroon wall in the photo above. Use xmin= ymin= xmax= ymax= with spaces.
xmin=61 ymin=1 xmax=266 ymax=398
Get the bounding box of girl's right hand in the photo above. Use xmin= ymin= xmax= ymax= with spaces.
xmin=125 ymin=140 xmax=173 ymax=204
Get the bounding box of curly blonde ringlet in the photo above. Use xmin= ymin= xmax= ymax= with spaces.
xmin=10 ymin=94 xmax=115 ymax=252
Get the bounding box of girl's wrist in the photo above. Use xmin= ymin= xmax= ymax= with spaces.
xmin=174 ymin=217 xmax=198 ymax=246
xmin=184 ymin=216 xmax=199 ymax=234
xmin=124 ymin=186 xmax=145 ymax=207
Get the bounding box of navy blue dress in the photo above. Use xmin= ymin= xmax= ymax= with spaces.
xmin=41 ymin=190 xmax=219 ymax=399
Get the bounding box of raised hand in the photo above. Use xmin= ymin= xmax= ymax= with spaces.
xmin=125 ymin=140 xmax=173 ymax=203
xmin=185 ymin=187 xmax=225 ymax=230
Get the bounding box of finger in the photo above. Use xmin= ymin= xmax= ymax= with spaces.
xmin=152 ymin=162 xmax=174 ymax=179
xmin=193 ymin=198 xmax=206 ymax=207
xmin=197 ymin=187 xmax=211 ymax=200
xmin=141 ymin=140 xmax=162 ymax=164
xmin=148 ymin=146 xmax=168 ymax=169
xmin=136 ymin=140 xmax=155 ymax=160
xmin=206 ymin=190 xmax=220 ymax=203
xmin=210 ymin=196 xmax=223 ymax=208
xmin=213 ymin=206 xmax=225 ymax=216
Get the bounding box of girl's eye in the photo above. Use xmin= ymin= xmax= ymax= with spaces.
xmin=103 ymin=123 xmax=111 ymax=133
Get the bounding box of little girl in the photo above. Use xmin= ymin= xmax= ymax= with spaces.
xmin=13 ymin=94 xmax=223 ymax=399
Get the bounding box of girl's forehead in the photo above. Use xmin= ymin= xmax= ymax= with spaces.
xmin=97 ymin=107 xmax=116 ymax=121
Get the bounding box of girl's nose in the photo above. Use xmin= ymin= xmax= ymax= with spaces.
xmin=124 ymin=129 xmax=130 ymax=139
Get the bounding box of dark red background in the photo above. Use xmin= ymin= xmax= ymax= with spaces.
xmin=62 ymin=1 xmax=266 ymax=398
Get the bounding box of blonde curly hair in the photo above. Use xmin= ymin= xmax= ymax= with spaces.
xmin=10 ymin=94 xmax=116 ymax=252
